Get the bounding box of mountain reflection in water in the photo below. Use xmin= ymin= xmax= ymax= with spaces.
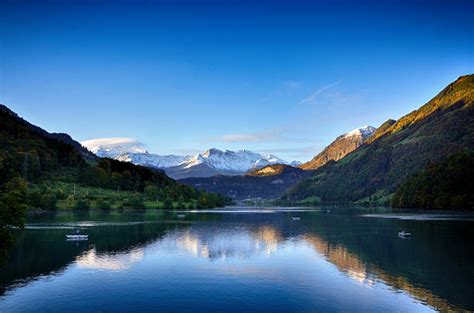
xmin=0 ymin=208 xmax=473 ymax=312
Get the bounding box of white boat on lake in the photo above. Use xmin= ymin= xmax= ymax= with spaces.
xmin=66 ymin=229 xmax=88 ymax=241
xmin=66 ymin=234 xmax=89 ymax=240
xmin=398 ymin=230 xmax=411 ymax=238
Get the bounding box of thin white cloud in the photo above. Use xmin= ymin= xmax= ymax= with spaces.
xmin=81 ymin=137 xmax=146 ymax=153
xmin=299 ymin=80 xmax=341 ymax=104
xmin=216 ymin=129 xmax=284 ymax=143
xmin=284 ymin=80 xmax=303 ymax=92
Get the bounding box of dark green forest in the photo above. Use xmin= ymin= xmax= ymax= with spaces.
xmin=392 ymin=150 xmax=474 ymax=210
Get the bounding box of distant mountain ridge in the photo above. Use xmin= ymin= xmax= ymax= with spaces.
xmin=178 ymin=126 xmax=377 ymax=200
xmin=81 ymin=139 xmax=297 ymax=179
xmin=181 ymin=165 xmax=312 ymax=200
xmin=300 ymin=125 xmax=376 ymax=170
xmin=246 ymin=164 xmax=297 ymax=177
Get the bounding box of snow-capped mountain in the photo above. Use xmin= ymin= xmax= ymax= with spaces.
xmin=289 ymin=160 xmax=303 ymax=167
xmin=81 ymin=137 xmax=148 ymax=159
xmin=300 ymin=125 xmax=376 ymax=170
xmin=116 ymin=153 xmax=190 ymax=169
xmin=181 ymin=148 xmax=287 ymax=172
xmin=164 ymin=149 xmax=292 ymax=179
xmin=343 ymin=125 xmax=377 ymax=139
xmin=81 ymin=138 xmax=295 ymax=179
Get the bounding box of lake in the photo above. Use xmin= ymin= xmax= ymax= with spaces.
xmin=1 ymin=207 xmax=473 ymax=312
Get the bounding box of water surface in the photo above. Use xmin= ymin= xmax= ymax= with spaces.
xmin=1 ymin=207 xmax=473 ymax=312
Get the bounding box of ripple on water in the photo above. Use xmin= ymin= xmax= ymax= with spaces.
xmin=361 ymin=213 xmax=474 ymax=221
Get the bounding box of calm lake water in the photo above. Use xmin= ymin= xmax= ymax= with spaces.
xmin=1 ymin=207 xmax=473 ymax=312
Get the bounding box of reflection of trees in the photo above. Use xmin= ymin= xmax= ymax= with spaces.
xmin=302 ymin=233 xmax=459 ymax=311
xmin=303 ymin=234 xmax=373 ymax=285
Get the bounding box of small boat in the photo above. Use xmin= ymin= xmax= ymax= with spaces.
xmin=292 ymin=217 xmax=301 ymax=221
xmin=66 ymin=229 xmax=88 ymax=241
xmin=66 ymin=234 xmax=89 ymax=240
xmin=177 ymin=214 xmax=186 ymax=218
xmin=398 ymin=230 xmax=411 ymax=237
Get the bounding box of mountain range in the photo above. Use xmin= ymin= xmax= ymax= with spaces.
xmin=173 ymin=75 xmax=474 ymax=206
xmin=81 ymin=123 xmax=381 ymax=200
xmin=81 ymin=139 xmax=301 ymax=179
xmin=1 ymin=74 xmax=472 ymax=209
xmin=177 ymin=126 xmax=377 ymax=200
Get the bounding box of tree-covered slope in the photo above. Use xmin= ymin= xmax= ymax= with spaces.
xmin=0 ymin=104 xmax=230 ymax=213
xmin=392 ymin=150 xmax=474 ymax=210
xmin=285 ymin=75 xmax=474 ymax=204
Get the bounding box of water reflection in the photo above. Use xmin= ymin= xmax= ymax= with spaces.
xmin=302 ymin=234 xmax=375 ymax=286
xmin=146 ymin=225 xmax=283 ymax=260
xmin=301 ymin=233 xmax=458 ymax=311
xmin=76 ymin=247 xmax=144 ymax=271
xmin=1 ymin=209 xmax=473 ymax=312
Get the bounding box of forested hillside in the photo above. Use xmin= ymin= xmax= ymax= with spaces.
xmin=285 ymin=75 xmax=474 ymax=206
xmin=392 ymin=150 xmax=474 ymax=210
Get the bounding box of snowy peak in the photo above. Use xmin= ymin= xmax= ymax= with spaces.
xmin=300 ymin=125 xmax=377 ymax=170
xmin=81 ymin=137 xmax=147 ymax=158
xmin=183 ymin=148 xmax=288 ymax=173
xmin=116 ymin=153 xmax=190 ymax=169
xmin=343 ymin=125 xmax=376 ymax=139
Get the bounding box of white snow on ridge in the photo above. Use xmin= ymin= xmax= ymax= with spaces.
xmin=343 ymin=125 xmax=376 ymax=139
xmin=117 ymin=153 xmax=190 ymax=169
xmin=81 ymin=138 xmax=296 ymax=176
xmin=182 ymin=149 xmax=288 ymax=172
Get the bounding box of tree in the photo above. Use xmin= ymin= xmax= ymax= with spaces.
xmin=40 ymin=193 xmax=57 ymax=210
xmin=0 ymin=177 xmax=28 ymax=265
xmin=96 ymin=198 xmax=111 ymax=210
xmin=74 ymin=198 xmax=90 ymax=210
xmin=162 ymin=197 xmax=173 ymax=209
xmin=130 ymin=195 xmax=145 ymax=210
xmin=144 ymin=185 xmax=159 ymax=202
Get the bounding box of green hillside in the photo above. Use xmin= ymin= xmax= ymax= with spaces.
xmin=285 ymin=75 xmax=474 ymax=206
xmin=0 ymin=104 xmax=231 ymax=254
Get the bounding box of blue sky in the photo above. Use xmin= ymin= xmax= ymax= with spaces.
xmin=1 ymin=0 xmax=473 ymax=161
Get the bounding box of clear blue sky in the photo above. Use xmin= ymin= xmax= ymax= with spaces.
xmin=1 ymin=0 xmax=473 ymax=161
